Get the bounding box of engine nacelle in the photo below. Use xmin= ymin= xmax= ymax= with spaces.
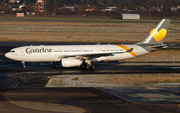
xmin=61 ymin=58 xmax=82 ymax=67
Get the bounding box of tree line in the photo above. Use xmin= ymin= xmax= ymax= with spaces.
xmin=0 ymin=0 xmax=180 ymax=19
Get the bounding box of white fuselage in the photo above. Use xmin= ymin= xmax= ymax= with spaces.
xmin=5 ymin=44 xmax=149 ymax=62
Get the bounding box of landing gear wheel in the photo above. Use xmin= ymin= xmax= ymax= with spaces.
xmin=81 ymin=60 xmax=95 ymax=69
xmin=86 ymin=65 xmax=90 ymax=69
xmin=80 ymin=64 xmax=84 ymax=68
xmin=91 ymin=65 xmax=95 ymax=69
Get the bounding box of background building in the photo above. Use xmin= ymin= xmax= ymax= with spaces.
xmin=121 ymin=14 xmax=140 ymax=20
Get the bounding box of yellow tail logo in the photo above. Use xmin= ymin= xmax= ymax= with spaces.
xmin=150 ymin=28 xmax=167 ymax=42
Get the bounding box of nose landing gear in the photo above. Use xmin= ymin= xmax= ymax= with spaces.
xmin=22 ymin=61 xmax=26 ymax=68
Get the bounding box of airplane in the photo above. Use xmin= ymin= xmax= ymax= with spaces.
xmin=5 ymin=19 xmax=171 ymax=69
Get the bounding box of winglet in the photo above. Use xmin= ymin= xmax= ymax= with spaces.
xmin=126 ymin=48 xmax=133 ymax=52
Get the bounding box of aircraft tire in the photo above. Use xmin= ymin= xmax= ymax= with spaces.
xmin=80 ymin=64 xmax=84 ymax=68
xmin=86 ymin=65 xmax=90 ymax=69
xmin=91 ymin=65 xmax=95 ymax=69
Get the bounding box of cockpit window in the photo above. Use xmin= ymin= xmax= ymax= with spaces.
xmin=10 ymin=50 xmax=15 ymax=53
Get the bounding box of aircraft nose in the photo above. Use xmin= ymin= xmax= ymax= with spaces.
xmin=5 ymin=52 xmax=11 ymax=59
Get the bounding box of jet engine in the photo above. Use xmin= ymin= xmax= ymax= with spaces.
xmin=61 ymin=58 xmax=82 ymax=67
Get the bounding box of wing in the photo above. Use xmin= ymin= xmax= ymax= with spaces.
xmin=55 ymin=47 xmax=134 ymax=61
xmin=60 ymin=51 xmax=126 ymax=60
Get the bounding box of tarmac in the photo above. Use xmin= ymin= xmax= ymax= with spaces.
xmin=0 ymin=88 xmax=180 ymax=113
xmin=100 ymin=87 xmax=180 ymax=103
xmin=0 ymin=42 xmax=180 ymax=112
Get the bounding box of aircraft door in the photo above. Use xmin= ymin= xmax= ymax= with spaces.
xmin=20 ymin=49 xmax=25 ymax=56
xmin=97 ymin=47 xmax=102 ymax=52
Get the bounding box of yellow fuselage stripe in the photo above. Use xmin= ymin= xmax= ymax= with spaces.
xmin=116 ymin=45 xmax=138 ymax=57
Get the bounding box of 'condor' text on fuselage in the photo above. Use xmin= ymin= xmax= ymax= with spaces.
xmin=26 ymin=48 xmax=52 ymax=54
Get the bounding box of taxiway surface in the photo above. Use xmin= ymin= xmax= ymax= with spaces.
xmin=1 ymin=88 xmax=180 ymax=113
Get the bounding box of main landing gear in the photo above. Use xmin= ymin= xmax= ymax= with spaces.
xmin=22 ymin=61 xmax=26 ymax=68
xmin=80 ymin=60 xmax=95 ymax=69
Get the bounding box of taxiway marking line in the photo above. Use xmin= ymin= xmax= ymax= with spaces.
xmin=94 ymin=87 xmax=137 ymax=104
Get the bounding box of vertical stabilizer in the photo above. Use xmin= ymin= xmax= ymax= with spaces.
xmin=137 ymin=19 xmax=171 ymax=45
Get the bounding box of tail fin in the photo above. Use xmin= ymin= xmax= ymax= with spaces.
xmin=137 ymin=19 xmax=171 ymax=45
